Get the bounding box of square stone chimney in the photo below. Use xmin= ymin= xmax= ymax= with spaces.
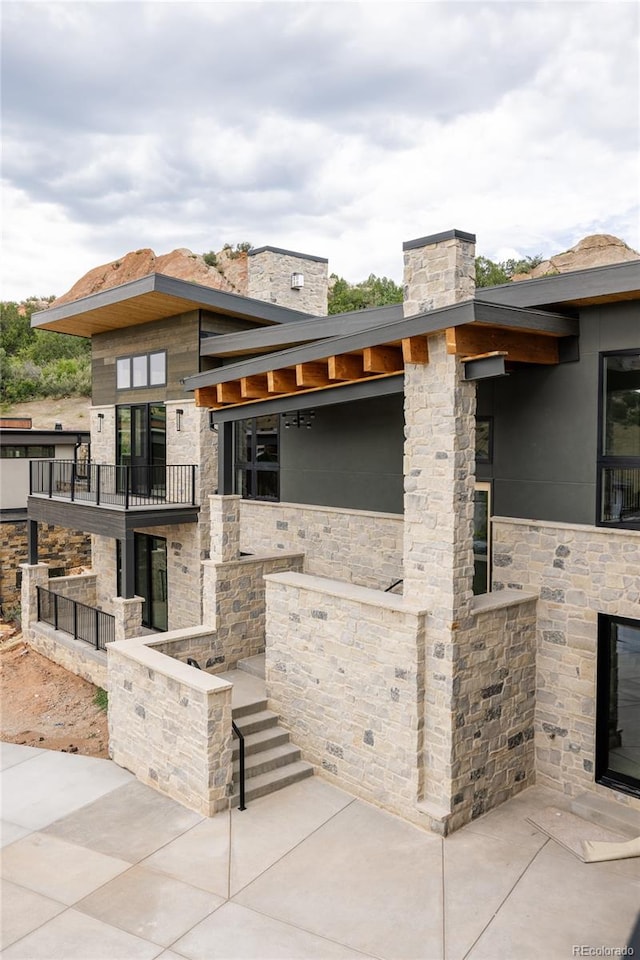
xmin=247 ymin=246 xmax=329 ymax=315
xmin=403 ymin=229 xmax=476 ymax=317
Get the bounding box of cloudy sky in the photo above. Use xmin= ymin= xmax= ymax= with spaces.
xmin=2 ymin=0 xmax=638 ymax=301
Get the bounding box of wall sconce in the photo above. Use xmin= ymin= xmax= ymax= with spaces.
xmin=97 ymin=413 xmax=104 ymax=433
xmin=176 ymin=409 xmax=183 ymax=432
xmin=283 ymin=410 xmax=315 ymax=430
xmin=291 ymin=273 xmax=304 ymax=290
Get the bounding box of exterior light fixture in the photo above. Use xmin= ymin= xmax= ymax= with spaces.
xmin=291 ymin=273 xmax=304 ymax=290
xmin=283 ymin=410 xmax=315 ymax=430
xmin=97 ymin=413 xmax=104 ymax=433
xmin=176 ymin=409 xmax=183 ymax=432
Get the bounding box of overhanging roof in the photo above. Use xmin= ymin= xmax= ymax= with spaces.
xmin=31 ymin=273 xmax=314 ymax=337
xmin=0 ymin=429 xmax=89 ymax=445
xmin=478 ymin=260 xmax=640 ymax=310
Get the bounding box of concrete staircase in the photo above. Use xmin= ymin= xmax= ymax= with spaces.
xmin=218 ymin=659 xmax=313 ymax=807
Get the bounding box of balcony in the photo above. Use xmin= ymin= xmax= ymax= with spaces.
xmin=30 ymin=460 xmax=198 ymax=509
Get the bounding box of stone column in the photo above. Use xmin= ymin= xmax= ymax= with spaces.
xmin=247 ymin=246 xmax=329 ymax=315
xmin=111 ymin=595 xmax=144 ymax=642
xmin=208 ymin=494 xmax=241 ymax=563
xmin=20 ymin=563 xmax=49 ymax=634
xmin=402 ymin=229 xmax=476 ymax=316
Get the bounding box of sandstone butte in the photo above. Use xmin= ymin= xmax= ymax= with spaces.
xmin=50 ymin=234 xmax=640 ymax=308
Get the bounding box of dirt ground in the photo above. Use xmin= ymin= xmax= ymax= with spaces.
xmin=0 ymin=622 xmax=109 ymax=758
xmin=0 ymin=396 xmax=90 ymax=431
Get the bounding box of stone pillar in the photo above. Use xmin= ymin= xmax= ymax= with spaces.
xmin=90 ymin=405 xmax=115 ymax=462
xmin=209 ymin=494 xmax=241 ymax=563
xmin=20 ymin=563 xmax=49 ymax=634
xmin=403 ymin=229 xmax=476 ymax=317
xmin=247 ymin=246 xmax=329 ymax=315
xmin=111 ymin=595 xmax=144 ymax=642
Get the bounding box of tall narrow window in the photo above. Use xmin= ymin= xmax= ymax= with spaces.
xmin=598 ymin=351 xmax=640 ymax=528
xmin=596 ymin=614 xmax=640 ymax=797
xmin=234 ymin=415 xmax=279 ymax=501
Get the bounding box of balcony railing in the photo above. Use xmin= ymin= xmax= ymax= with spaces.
xmin=36 ymin=586 xmax=115 ymax=650
xmin=30 ymin=460 xmax=198 ymax=509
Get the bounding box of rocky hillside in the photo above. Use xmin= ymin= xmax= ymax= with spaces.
xmin=512 ymin=234 xmax=639 ymax=281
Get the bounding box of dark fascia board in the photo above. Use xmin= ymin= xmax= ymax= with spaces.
xmin=477 ymin=260 xmax=640 ymax=308
xmin=248 ymin=245 xmax=328 ymax=263
xmin=31 ymin=273 xmax=314 ymax=332
xmin=403 ymin=229 xmax=476 ymax=250
xmin=185 ymin=299 xmax=577 ymax=391
xmin=211 ymin=375 xmax=404 ymax=423
xmin=200 ymin=303 xmax=405 ymax=358
xmin=0 ymin=430 xmax=89 ymax=444
xmin=27 ymin=495 xmax=199 ymax=538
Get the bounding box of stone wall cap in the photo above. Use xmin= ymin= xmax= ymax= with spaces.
xmin=248 ymin=245 xmax=328 ymax=264
xmin=204 ymin=551 xmax=305 ymax=570
xmin=264 ymin=570 xmax=428 ymax=615
xmin=32 ymin=622 xmax=107 ymax=665
xmin=242 ymin=499 xmax=402 ymax=523
xmin=471 ymin=588 xmax=538 ymax=615
xmin=108 ymin=637 xmax=232 ymax=693
xmin=492 ymin=516 xmax=640 ymax=538
xmin=403 ymin=229 xmax=476 ymax=251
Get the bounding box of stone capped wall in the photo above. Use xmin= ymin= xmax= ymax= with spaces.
xmin=403 ymin=231 xmax=475 ymax=317
xmin=108 ymin=637 xmax=233 ymax=815
xmin=239 ymin=500 xmax=403 ymax=591
xmin=265 ymin=571 xmax=428 ymax=824
xmin=493 ymin=516 xmax=640 ymax=812
xmin=247 ymin=247 xmax=328 ymax=315
xmin=1 ymin=519 xmax=91 ymax=611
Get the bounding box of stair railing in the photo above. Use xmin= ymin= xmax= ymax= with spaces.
xmin=186 ymin=657 xmax=247 ymax=811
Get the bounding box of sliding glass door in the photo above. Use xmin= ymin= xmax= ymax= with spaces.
xmin=597 ymin=614 xmax=640 ymax=797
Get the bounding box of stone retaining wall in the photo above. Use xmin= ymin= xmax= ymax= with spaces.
xmin=108 ymin=636 xmax=233 ymax=816
xmin=239 ymin=500 xmax=403 ymax=591
xmin=152 ymin=626 xmax=223 ymax=672
xmin=27 ymin=621 xmax=107 ymax=688
xmin=0 ymin=519 xmax=91 ymax=612
xmin=493 ymin=516 xmax=640 ymax=812
xmin=46 ymin=572 xmax=98 ymax=607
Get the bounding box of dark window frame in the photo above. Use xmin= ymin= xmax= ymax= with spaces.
xmin=475 ymin=417 xmax=493 ymax=464
xmin=116 ymin=350 xmax=167 ymax=391
xmin=234 ymin=415 xmax=280 ymax=502
xmin=596 ymin=612 xmax=640 ymax=799
xmin=0 ymin=445 xmax=55 ymax=459
xmin=596 ymin=348 xmax=640 ymax=530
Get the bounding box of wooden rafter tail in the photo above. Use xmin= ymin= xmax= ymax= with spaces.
xmin=402 ymin=336 xmax=429 ymax=364
xmin=328 ymin=353 xmax=365 ymax=381
xmin=296 ymin=361 xmax=330 ymax=388
xmin=363 ymin=344 xmax=404 ymax=374
xmin=216 ymin=381 xmax=243 ymax=404
xmin=240 ymin=375 xmax=270 ymax=399
xmin=446 ymin=325 xmax=560 ymax=365
xmin=194 ymin=386 xmax=221 ymax=408
xmin=267 ymin=369 xmax=298 ymax=394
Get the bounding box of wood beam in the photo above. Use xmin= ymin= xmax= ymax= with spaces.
xmin=363 ymin=345 xmax=404 ymax=374
xmin=402 ymin=336 xmax=429 ymax=364
xmin=195 ymin=386 xmax=220 ymax=408
xmin=267 ymin=369 xmax=298 ymax=393
xmin=216 ymin=381 xmax=243 ymax=404
xmin=296 ymin=361 xmax=330 ymax=388
xmin=445 ymin=325 xmax=559 ymax=365
xmin=240 ymin=375 xmax=270 ymax=399
xmin=328 ymin=353 xmax=364 ymax=381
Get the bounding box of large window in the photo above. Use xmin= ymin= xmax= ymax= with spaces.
xmin=598 ymin=350 xmax=640 ymax=528
xmin=596 ymin=614 xmax=640 ymax=797
xmin=116 ymin=351 xmax=166 ymax=390
xmin=234 ymin=415 xmax=279 ymax=500
xmin=0 ymin=445 xmax=55 ymax=459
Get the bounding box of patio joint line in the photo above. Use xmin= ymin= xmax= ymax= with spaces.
xmin=459 ymin=837 xmax=552 ymax=960
xmin=441 ymin=835 xmax=446 ymax=960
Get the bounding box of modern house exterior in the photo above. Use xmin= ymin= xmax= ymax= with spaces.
xmin=20 ymin=231 xmax=640 ymax=834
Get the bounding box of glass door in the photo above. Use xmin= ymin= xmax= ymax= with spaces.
xmin=134 ymin=534 xmax=168 ymax=631
xmin=597 ymin=615 xmax=640 ymax=796
xmin=473 ymin=482 xmax=491 ymax=595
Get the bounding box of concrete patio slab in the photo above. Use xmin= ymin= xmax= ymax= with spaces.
xmin=0 ymin=819 xmax=31 ymax=849
xmin=142 ymin=811 xmax=231 ymax=899
xmin=234 ymin=798 xmax=444 ymax=960
xmin=1 ymin=832 xmax=130 ymax=905
xmin=1 ymin=748 xmax=133 ymax=830
xmin=0 ymin=909 xmax=163 ymax=960
xmin=43 ymin=779 xmax=203 ymax=863
xmin=76 ymin=863 xmax=224 ymax=947
xmin=0 ymin=742 xmax=45 ymax=771
xmin=172 ymin=901 xmax=375 ymax=960
xmin=0 ymin=879 xmax=65 ymax=950
xmin=229 ymin=777 xmax=354 ymax=895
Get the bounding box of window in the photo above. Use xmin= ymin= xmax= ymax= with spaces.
xmin=0 ymin=445 xmax=55 ymax=459
xmin=234 ymin=415 xmax=279 ymax=500
xmin=475 ymin=417 xmax=493 ymax=463
xmin=116 ymin=351 xmax=166 ymax=390
xmin=473 ymin=482 xmax=491 ymax=595
xmin=596 ymin=614 xmax=640 ymax=797
xmin=598 ymin=351 xmax=640 ymax=528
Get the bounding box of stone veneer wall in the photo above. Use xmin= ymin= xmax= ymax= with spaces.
xmin=89 ymin=405 xmax=115 ymax=463
xmin=0 ymin=520 xmax=91 ymax=611
xmin=402 ymin=231 xmax=475 ymax=316
xmin=108 ymin=636 xmax=233 ymax=816
xmin=203 ymin=553 xmax=304 ymax=668
xmin=152 ymin=627 xmax=223 ymax=672
xmin=492 ymin=516 xmax=640 ymax=813
xmin=247 ymin=248 xmax=328 ymax=315
xmin=265 ymin=571 xmax=428 ymax=825
xmin=239 ymin=500 xmax=403 ymax=591
xmin=46 ymin=572 xmax=98 ymax=606
xmin=143 ymin=522 xmax=202 ymax=630
xmin=92 ymin=534 xmax=118 ymax=611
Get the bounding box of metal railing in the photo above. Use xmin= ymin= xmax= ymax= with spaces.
xmin=36 ymin=585 xmax=115 ymax=651
xmin=601 ymin=466 xmax=640 ymax=523
xmin=30 ymin=460 xmax=197 ymax=508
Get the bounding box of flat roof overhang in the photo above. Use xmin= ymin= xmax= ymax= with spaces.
xmin=27 ymin=496 xmax=199 ymax=539
xmin=30 ymin=273 xmax=314 ymax=337
xmin=1 ymin=431 xmax=89 ymax=445
xmin=478 ymin=260 xmax=640 ymax=310
xmin=187 ymin=299 xmax=580 ymax=416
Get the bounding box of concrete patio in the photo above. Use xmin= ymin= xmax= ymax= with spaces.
xmin=1 ymin=741 xmax=638 ymax=960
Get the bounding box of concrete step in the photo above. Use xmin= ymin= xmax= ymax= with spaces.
xmin=237 ymin=653 xmax=266 ymax=680
xmin=232 ymin=698 xmax=268 ymax=720
xmin=234 ymin=742 xmax=301 ymax=780
xmin=232 ymin=726 xmax=290 ymax=759
xmin=233 ymin=709 xmax=280 ymax=737
xmin=570 ymin=792 xmax=640 ymax=840
xmin=231 ymin=760 xmax=314 ymax=807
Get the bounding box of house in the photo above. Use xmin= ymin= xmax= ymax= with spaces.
xmin=0 ymin=418 xmax=90 ymax=615
xmin=20 ymin=231 xmax=640 ymax=834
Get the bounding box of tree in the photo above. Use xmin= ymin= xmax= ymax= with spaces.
xmin=475 ymin=254 xmax=545 ymax=288
xmin=328 ymin=273 xmax=403 ymax=314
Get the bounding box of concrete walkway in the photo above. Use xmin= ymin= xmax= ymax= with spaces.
xmin=1 ymin=742 xmax=638 ymax=960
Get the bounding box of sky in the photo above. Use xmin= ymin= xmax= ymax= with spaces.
xmin=2 ymin=0 xmax=639 ymax=301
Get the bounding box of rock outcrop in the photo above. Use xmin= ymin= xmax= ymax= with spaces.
xmin=512 ymin=234 xmax=639 ymax=281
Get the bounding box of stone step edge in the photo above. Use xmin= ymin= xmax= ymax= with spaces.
xmin=230 ymin=761 xmax=314 ymax=807
xmin=233 ymin=743 xmax=301 ymax=779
